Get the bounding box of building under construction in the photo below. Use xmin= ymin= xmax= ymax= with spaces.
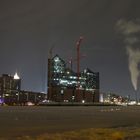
xmin=47 ymin=55 xmax=100 ymax=102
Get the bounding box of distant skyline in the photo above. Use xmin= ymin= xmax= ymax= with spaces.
xmin=0 ymin=0 xmax=140 ymax=98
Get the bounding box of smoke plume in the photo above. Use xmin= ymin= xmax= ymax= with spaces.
xmin=116 ymin=19 xmax=140 ymax=91
xmin=127 ymin=47 xmax=140 ymax=90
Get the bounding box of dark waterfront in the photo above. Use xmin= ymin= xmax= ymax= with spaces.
xmin=0 ymin=106 xmax=140 ymax=139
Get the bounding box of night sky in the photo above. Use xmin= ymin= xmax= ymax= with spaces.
xmin=0 ymin=0 xmax=140 ymax=98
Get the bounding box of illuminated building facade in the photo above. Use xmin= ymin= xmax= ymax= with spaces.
xmin=48 ymin=55 xmax=100 ymax=102
xmin=0 ymin=73 xmax=21 ymax=104
xmin=0 ymin=73 xmax=45 ymax=105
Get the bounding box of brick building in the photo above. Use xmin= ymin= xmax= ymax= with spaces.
xmin=47 ymin=55 xmax=100 ymax=103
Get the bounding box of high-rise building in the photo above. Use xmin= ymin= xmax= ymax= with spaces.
xmin=0 ymin=73 xmax=21 ymax=104
xmin=47 ymin=55 xmax=100 ymax=102
xmin=0 ymin=73 xmax=46 ymax=105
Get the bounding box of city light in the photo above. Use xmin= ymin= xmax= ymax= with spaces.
xmin=14 ymin=72 xmax=20 ymax=80
xmin=82 ymin=100 xmax=85 ymax=103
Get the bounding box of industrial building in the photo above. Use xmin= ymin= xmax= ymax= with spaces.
xmin=47 ymin=55 xmax=100 ymax=102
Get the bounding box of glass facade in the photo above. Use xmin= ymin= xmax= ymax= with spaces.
xmin=49 ymin=55 xmax=99 ymax=91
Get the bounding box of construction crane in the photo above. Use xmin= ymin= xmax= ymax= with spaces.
xmin=67 ymin=54 xmax=86 ymax=71
xmin=48 ymin=45 xmax=55 ymax=100
xmin=76 ymin=36 xmax=84 ymax=97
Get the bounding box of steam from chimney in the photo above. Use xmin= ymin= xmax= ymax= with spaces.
xmin=127 ymin=47 xmax=140 ymax=90
xmin=116 ymin=19 xmax=140 ymax=91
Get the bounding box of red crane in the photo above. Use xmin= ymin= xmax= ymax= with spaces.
xmin=67 ymin=54 xmax=86 ymax=71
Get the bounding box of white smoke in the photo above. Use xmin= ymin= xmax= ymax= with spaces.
xmin=117 ymin=19 xmax=140 ymax=35
xmin=116 ymin=19 xmax=140 ymax=91
xmin=127 ymin=47 xmax=140 ymax=90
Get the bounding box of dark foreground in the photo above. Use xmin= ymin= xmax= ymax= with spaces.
xmin=0 ymin=106 xmax=140 ymax=139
